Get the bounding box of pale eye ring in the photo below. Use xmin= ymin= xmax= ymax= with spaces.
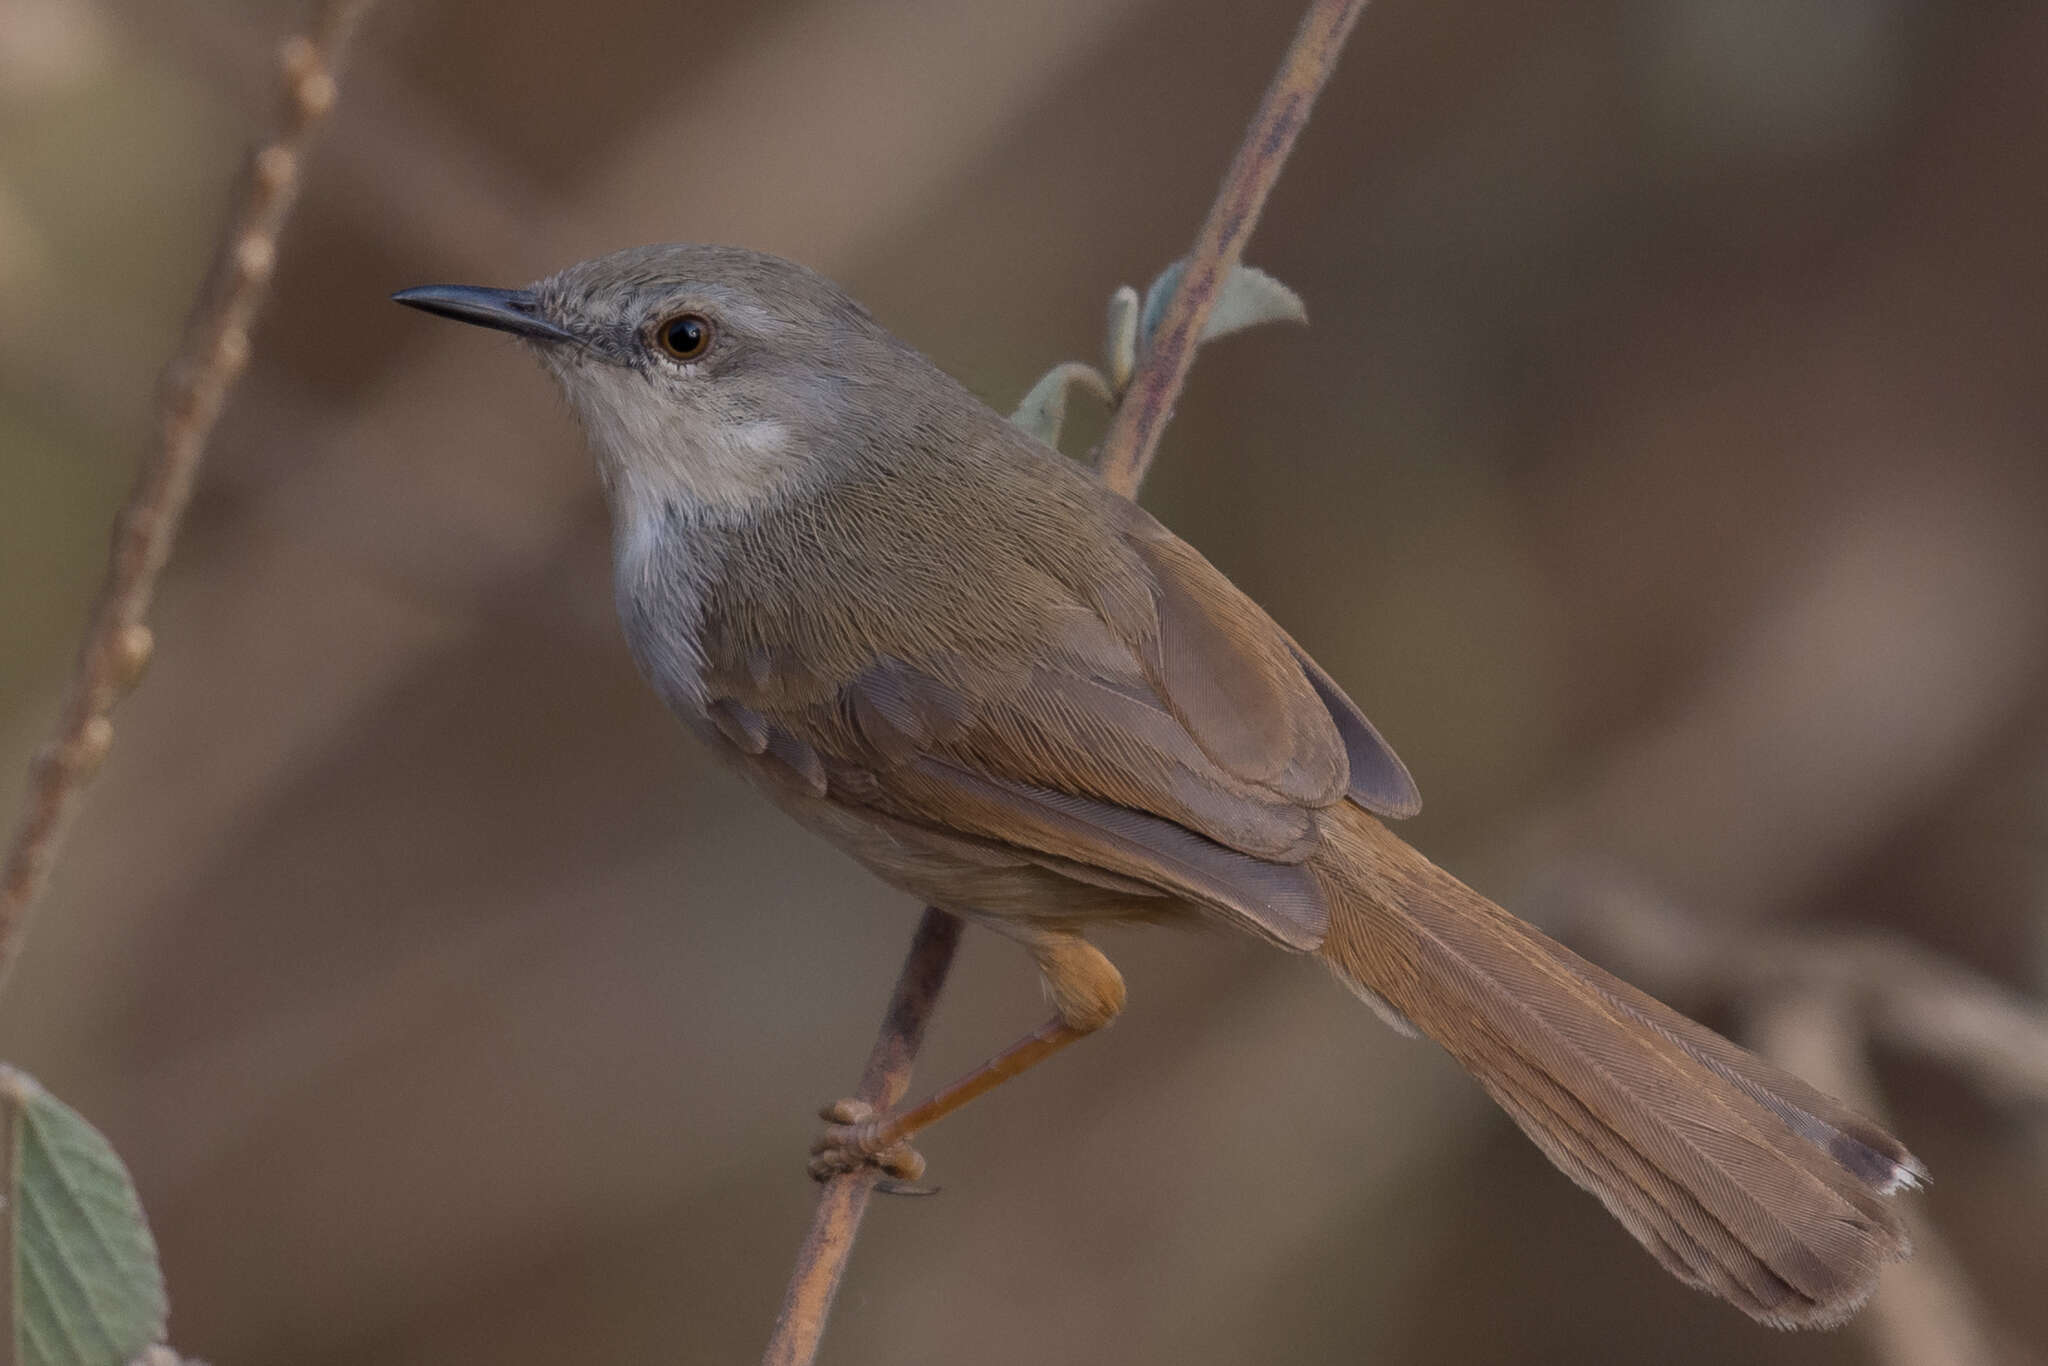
xmin=656 ymin=313 xmax=713 ymax=361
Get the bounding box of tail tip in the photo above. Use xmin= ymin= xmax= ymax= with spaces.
xmin=1877 ymin=1150 xmax=1930 ymax=1195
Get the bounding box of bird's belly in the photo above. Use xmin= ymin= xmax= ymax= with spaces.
xmin=752 ymin=770 xmax=1178 ymax=933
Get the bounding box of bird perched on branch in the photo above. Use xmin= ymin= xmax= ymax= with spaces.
xmin=396 ymin=243 xmax=1921 ymax=1329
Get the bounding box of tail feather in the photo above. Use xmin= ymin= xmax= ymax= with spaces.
xmin=1312 ymin=807 xmax=1919 ymax=1329
xmin=1476 ymin=1025 xmax=1796 ymax=1312
xmin=1549 ymin=942 xmax=1924 ymax=1196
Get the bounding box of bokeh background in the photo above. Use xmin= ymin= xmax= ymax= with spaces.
xmin=3 ymin=1 xmax=2046 ymax=1362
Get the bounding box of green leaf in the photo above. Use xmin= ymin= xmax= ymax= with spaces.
xmin=1137 ymin=260 xmax=1307 ymax=350
xmin=1 ymin=1067 xmax=167 ymax=1366
xmin=1009 ymin=361 xmax=1112 ymax=449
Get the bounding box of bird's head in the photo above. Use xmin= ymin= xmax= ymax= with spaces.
xmin=395 ymin=243 xmax=907 ymax=522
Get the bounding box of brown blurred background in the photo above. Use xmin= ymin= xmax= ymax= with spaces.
xmin=3 ymin=1 xmax=2046 ymax=1362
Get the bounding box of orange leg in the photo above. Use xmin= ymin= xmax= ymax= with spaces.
xmin=809 ymin=931 xmax=1124 ymax=1184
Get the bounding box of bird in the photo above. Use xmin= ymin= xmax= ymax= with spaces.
xmin=394 ymin=243 xmax=1922 ymax=1329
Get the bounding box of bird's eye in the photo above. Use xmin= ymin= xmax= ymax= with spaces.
xmin=656 ymin=313 xmax=713 ymax=362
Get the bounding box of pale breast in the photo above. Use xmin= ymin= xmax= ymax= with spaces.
xmin=611 ymin=491 xmax=713 ymax=715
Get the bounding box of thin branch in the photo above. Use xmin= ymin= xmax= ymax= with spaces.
xmin=1095 ymin=0 xmax=1370 ymax=497
xmin=1750 ymin=997 xmax=2035 ymax=1366
xmin=761 ymin=4 xmax=1374 ymax=1362
xmin=1552 ymin=873 xmax=2048 ymax=1106
xmin=1552 ymin=871 xmax=2047 ymax=1365
xmin=0 ymin=0 xmax=377 ymax=997
xmin=762 ymin=908 xmax=961 ymax=1366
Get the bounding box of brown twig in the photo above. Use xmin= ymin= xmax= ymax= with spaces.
xmin=1552 ymin=873 xmax=2048 ymax=1106
xmin=761 ymin=908 xmax=961 ymax=1366
xmin=1750 ymin=998 xmax=2035 ymax=1366
xmin=1095 ymin=0 xmax=1370 ymax=497
xmin=760 ymin=4 xmax=1373 ymax=1362
xmin=0 ymin=0 xmax=377 ymax=997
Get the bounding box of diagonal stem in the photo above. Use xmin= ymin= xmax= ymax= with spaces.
xmin=761 ymin=3 xmax=1372 ymax=1361
xmin=1096 ymin=0 xmax=1370 ymax=498
xmin=0 ymin=0 xmax=379 ymax=1000
xmin=761 ymin=907 xmax=961 ymax=1366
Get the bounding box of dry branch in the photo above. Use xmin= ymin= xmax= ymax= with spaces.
xmin=761 ymin=2 xmax=1373 ymax=1362
xmin=1752 ymin=998 xmax=2036 ymax=1366
xmin=1095 ymin=0 xmax=1370 ymax=496
xmin=1554 ymin=873 xmax=2048 ymax=1106
xmin=1555 ymin=872 xmax=2047 ymax=1366
xmin=760 ymin=908 xmax=961 ymax=1366
xmin=0 ymin=0 xmax=377 ymax=995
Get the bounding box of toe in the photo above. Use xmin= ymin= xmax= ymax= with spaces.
xmin=818 ymin=1097 xmax=874 ymax=1125
xmin=875 ymin=1142 xmax=926 ymax=1182
xmin=806 ymin=1099 xmax=930 ymax=1184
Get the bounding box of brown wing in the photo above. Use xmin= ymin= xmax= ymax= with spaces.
xmin=1117 ymin=504 xmax=1420 ymax=820
xmin=1287 ymin=643 xmax=1422 ymax=818
xmin=695 ymin=497 xmax=1412 ymax=950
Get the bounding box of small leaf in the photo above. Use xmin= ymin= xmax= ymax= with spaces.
xmin=1104 ymin=285 xmax=1139 ymax=392
xmin=1 ymin=1067 xmax=167 ymax=1366
xmin=1138 ymin=260 xmax=1307 ymax=350
xmin=1009 ymin=361 xmax=1112 ymax=449
xmin=1201 ymin=263 xmax=1307 ymax=341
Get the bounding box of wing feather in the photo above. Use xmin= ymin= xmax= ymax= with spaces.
xmin=693 ymin=484 xmax=1418 ymax=948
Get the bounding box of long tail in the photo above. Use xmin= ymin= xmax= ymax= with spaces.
xmin=1311 ymin=806 xmax=1924 ymax=1329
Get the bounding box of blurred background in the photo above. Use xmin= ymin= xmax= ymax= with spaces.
xmin=3 ymin=0 xmax=2046 ymax=1362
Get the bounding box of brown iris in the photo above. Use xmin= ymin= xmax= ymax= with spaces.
xmin=656 ymin=313 xmax=713 ymax=361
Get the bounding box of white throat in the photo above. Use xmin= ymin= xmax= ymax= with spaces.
xmin=549 ymin=361 xmax=800 ymax=712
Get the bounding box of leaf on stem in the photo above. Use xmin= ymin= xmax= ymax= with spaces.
xmin=1137 ymin=260 xmax=1307 ymax=351
xmin=0 ymin=1067 xmax=167 ymax=1366
xmin=1010 ymin=361 xmax=1114 ymax=449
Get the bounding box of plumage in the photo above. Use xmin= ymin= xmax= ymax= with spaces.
xmin=397 ymin=242 xmax=1922 ymax=1329
xmin=1314 ymin=811 xmax=1921 ymax=1327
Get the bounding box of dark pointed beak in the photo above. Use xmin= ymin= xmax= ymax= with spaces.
xmin=390 ymin=284 xmax=576 ymax=343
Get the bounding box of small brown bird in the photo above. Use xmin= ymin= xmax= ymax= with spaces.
xmin=395 ymin=244 xmax=1922 ymax=1329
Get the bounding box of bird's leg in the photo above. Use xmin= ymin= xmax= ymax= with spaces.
xmin=808 ymin=932 xmax=1125 ymax=1184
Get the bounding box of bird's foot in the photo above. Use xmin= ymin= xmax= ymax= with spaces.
xmin=807 ymin=1098 xmax=932 ymax=1191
